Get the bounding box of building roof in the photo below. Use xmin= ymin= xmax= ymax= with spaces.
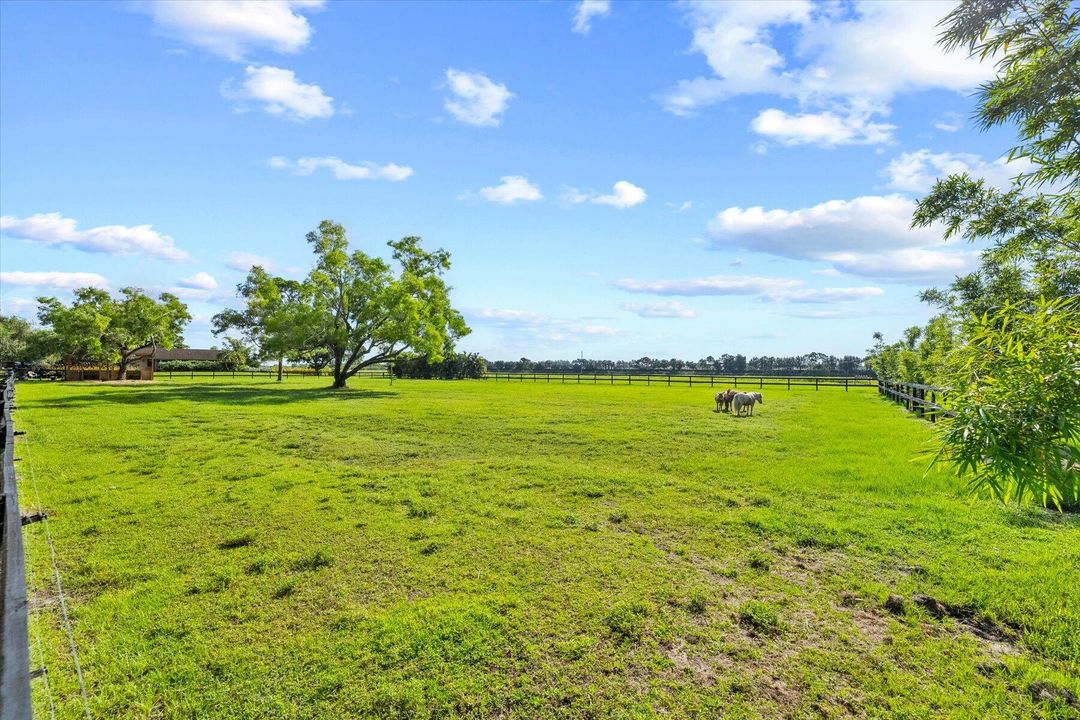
xmin=135 ymin=347 xmax=221 ymax=361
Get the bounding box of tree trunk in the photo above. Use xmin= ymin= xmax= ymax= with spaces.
xmin=277 ymin=357 xmax=283 ymax=382
xmin=331 ymin=348 xmax=345 ymax=389
xmin=116 ymin=354 xmax=130 ymax=381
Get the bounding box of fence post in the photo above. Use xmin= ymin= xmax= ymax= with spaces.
xmin=734 ymin=377 xmax=738 ymax=388
xmin=845 ymin=378 xmax=849 ymax=392
xmin=787 ymin=378 xmax=791 ymax=390
xmin=815 ymin=378 xmax=819 ymax=391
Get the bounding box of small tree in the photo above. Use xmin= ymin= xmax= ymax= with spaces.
xmin=219 ymin=338 xmax=253 ymax=370
xmin=36 ymin=288 xmax=190 ymax=380
xmin=213 ymin=268 xmax=304 ymax=382
xmin=0 ymin=315 xmax=55 ymax=366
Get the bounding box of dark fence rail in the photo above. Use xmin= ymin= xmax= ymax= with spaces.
xmin=483 ymin=372 xmax=876 ymax=391
xmin=1 ymin=372 xmax=32 ymax=719
xmin=159 ymin=368 xmax=392 ymax=381
xmin=878 ymin=380 xmax=954 ymax=422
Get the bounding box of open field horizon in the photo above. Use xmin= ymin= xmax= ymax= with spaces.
xmin=14 ymin=378 xmax=1080 ymax=719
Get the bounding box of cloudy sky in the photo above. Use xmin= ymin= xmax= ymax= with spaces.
xmin=0 ymin=1 xmax=1021 ymax=359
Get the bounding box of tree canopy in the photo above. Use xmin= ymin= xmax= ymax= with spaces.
xmin=216 ymin=221 xmax=469 ymax=389
xmin=36 ymin=287 xmax=191 ymax=378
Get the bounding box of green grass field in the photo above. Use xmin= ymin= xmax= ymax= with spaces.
xmin=14 ymin=378 xmax=1080 ymax=719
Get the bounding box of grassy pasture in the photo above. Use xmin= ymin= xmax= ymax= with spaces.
xmin=14 ymin=378 xmax=1080 ymax=719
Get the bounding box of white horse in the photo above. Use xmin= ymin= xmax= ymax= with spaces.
xmin=732 ymin=392 xmax=763 ymax=416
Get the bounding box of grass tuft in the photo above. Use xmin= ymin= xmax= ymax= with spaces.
xmin=738 ymin=600 xmax=782 ymax=636
xmin=605 ymin=600 xmax=651 ymax=642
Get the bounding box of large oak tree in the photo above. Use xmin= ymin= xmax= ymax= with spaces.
xmin=217 ymin=221 xmax=469 ymax=389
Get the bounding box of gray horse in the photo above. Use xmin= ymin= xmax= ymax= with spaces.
xmin=732 ymin=391 xmax=763 ymax=416
xmin=714 ymin=389 xmax=736 ymax=412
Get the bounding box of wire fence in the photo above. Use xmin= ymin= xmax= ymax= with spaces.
xmin=482 ymin=372 xmax=877 ymax=391
xmin=1 ymin=372 xmax=32 ymax=719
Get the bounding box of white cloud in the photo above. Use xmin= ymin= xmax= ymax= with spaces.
xmin=782 ymin=286 xmax=883 ymax=303
xmin=135 ymin=0 xmax=324 ymax=61
xmin=661 ymin=2 xmax=992 ymax=144
xmin=475 ymin=308 xmax=549 ymax=324
xmin=826 ymin=248 xmax=979 ymax=281
xmin=933 ymin=111 xmax=964 ymax=132
xmin=1 ymin=212 xmax=188 ymax=261
xmin=564 ymin=180 xmax=647 ymax=209
xmin=612 ymin=274 xmax=802 ymax=297
xmin=613 ymin=274 xmax=883 ymax=304
xmin=223 ymin=65 xmax=334 ymax=120
xmin=0 ymin=271 xmax=109 ymax=290
xmin=667 ymin=201 xmax=694 ymax=213
xmin=464 ymin=176 xmax=543 ymax=205
xmin=787 ymin=307 xmax=876 ymax=319
xmin=882 ymin=149 xmax=1029 ymax=193
xmin=471 ymin=308 xmax=618 ymax=342
xmin=444 ymin=69 xmax=513 ymax=127
xmin=0 ymin=296 xmax=37 ymax=318
xmin=621 ymin=301 xmax=697 ymax=318
xmin=269 ymin=156 xmax=413 ymax=181
xmin=177 ymin=271 xmax=218 ymax=290
xmin=705 ymin=194 xmax=973 ymax=282
xmin=577 ymin=325 xmax=619 ymax=336
xmin=708 ymin=194 xmax=937 ymax=257
xmin=572 ymin=0 xmax=611 ymax=35
xmin=594 ymin=181 xmax=647 ymax=209
xmin=226 ymin=251 xmax=275 ymax=272
xmin=751 ymin=107 xmax=895 ymax=147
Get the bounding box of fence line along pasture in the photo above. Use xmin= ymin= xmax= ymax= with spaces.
xmin=159 ymin=367 xmax=392 ymax=381
xmin=483 ymin=372 xmax=876 ymax=391
xmin=1 ymin=372 xmax=32 ymax=720
xmin=877 ymin=380 xmax=954 ymax=422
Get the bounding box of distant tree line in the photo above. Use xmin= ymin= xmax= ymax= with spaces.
xmin=487 ymin=353 xmax=870 ymax=376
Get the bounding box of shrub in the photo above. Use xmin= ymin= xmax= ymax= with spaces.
xmin=935 ymin=297 xmax=1080 ymax=510
xmin=392 ymin=352 xmax=487 ymax=379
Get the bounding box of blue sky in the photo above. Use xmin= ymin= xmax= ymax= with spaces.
xmin=0 ymin=1 xmax=1023 ymax=360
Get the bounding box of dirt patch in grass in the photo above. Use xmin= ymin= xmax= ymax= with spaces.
xmin=661 ymin=641 xmax=722 ymax=686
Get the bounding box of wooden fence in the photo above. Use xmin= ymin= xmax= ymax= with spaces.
xmin=483 ymin=372 xmax=876 ymax=391
xmin=159 ymin=368 xmax=392 ymax=381
xmin=877 ymin=380 xmax=953 ymax=422
xmin=0 ymin=372 xmax=32 ymax=719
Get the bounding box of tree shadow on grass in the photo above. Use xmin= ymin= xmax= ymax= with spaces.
xmin=22 ymin=382 xmax=398 ymax=410
xmin=1000 ymin=504 xmax=1080 ymax=530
